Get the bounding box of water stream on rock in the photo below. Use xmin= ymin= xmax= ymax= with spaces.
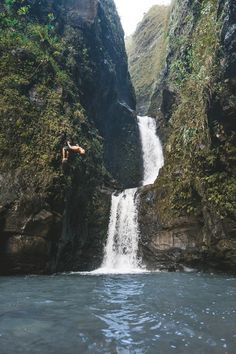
xmin=95 ymin=116 xmax=164 ymax=274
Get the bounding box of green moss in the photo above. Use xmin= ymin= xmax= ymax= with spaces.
xmin=0 ymin=4 xmax=108 ymax=205
xmin=156 ymin=0 xmax=236 ymax=220
xmin=126 ymin=5 xmax=170 ymax=112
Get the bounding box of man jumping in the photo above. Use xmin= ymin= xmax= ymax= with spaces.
xmin=62 ymin=141 xmax=86 ymax=164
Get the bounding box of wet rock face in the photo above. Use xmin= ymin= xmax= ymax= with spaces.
xmin=55 ymin=187 xmax=112 ymax=272
xmin=218 ymin=0 xmax=236 ymax=141
xmin=221 ymin=0 xmax=236 ymax=80
xmin=71 ymin=0 xmax=142 ymax=187
xmin=139 ymin=186 xmax=236 ymax=273
xmin=0 ymin=171 xmax=62 ymax=274
xmin=65 ymin=0 xmax=98 ymax=25
xmin=138 ymin=187 xmax=205 ymax=271
xmin=0 ymin=201 xmax=62 ymax=275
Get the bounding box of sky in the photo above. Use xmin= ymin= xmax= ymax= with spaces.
xmin=114 ymin=0 xmax=171 ymax=36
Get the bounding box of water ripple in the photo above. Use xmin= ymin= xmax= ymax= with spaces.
xmin=0 ymin=273 xmax=235 ymax=353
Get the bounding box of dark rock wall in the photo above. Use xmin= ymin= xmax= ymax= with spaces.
xmin=0 ymin=0 xmax=141 ymax=274
xmin=65 ymin=0 xmax=142 ymax=187
xmin=139 ymin=0 xmax=236 ymax=273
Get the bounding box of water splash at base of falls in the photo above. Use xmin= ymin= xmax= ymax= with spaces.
xmin=94 ymin=188 xmax=143 ymax=274
xmin=94 ymin=116 xmax=164 ymax=274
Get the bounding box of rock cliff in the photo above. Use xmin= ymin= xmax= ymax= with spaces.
xmin=126 ymin=5 xmax=170 ymax=115
xmin=138 ymin=0 xmax=236 ymax=273
xmin=0 ymin=0 xmax=142 ymax=274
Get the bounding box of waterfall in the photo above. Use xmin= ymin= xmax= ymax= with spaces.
xmin=95 ymin=116 xmax=164 ymax=274
xmin=101 ymin=188 xmax=140 ymax=272
xmin=138 ymin=116 xmax=164 ymax=185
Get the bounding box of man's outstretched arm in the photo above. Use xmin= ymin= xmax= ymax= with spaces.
xmin=67 ymin=141 xmax=85 ymax=155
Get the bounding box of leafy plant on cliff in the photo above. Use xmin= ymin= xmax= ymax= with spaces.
xmin=0 ymin=2 xmax=107 ymax=207
xmin=157 ymin=0 xmax=236 ymax=220
xmin=126 ymin=5 xmax=170 ymax=113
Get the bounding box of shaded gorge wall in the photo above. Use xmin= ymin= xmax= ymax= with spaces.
xmin=0 ymin=0 xmax=142 ymax=274
xmin=138 ymin=0 xmax=236 ymax=273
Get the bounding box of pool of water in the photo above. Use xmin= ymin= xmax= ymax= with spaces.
xmin=0 ymin=272 xmax=235 ymax=353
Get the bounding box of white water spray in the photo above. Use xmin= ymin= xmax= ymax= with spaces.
xmin=95 ymin=116 xmax=164 ymax=274
xmin=100 ymin=188 xmax=140 ymax=273
xmin=138 ymin=117 xmax=164 ymax=185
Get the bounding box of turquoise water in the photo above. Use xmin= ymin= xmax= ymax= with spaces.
xmin=0 ymin=272 xmax=235 ymax=353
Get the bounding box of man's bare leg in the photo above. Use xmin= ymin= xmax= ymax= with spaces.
xmin=62 ymin=147 xmax=69 ymax=162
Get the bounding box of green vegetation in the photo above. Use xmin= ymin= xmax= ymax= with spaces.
xmin=156 ymin=0 xmax=236 ymax=220
xmin=126 ymin=5 xmax=170 ymax=113
xmin=0 ymin=1 xmax=107 ymax=205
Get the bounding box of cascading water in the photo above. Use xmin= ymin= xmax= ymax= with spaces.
xmin=95 ymin=116 xmax=164 ymax=273
xmin=101 ymin=188 xmax=140 ymax=272
xmin=138 ymin=116 xmax=164 ymax=186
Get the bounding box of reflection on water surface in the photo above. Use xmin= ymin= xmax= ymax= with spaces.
xmin=0 ymin=272 xmax=235 ymax=353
